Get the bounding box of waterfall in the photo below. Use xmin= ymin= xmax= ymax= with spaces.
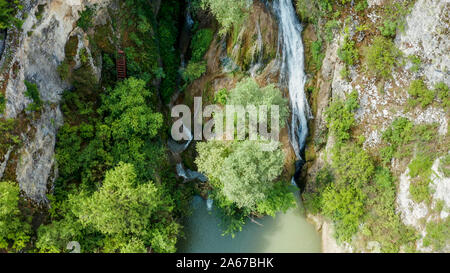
xmin=274 ymin=0 xmax=311 ymax=161
xmin=206 ymin=198 xmax=214 ymax=211
xmin=248 ymin=21 xmax=264 ymax=77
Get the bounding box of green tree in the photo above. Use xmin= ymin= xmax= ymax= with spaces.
xmin=100 ymin=77 xmax=165 ymax=180
xmin=196 ymin=140 xmax=285 ymax=209
xmin=72 ymin=162 xmax=180 ymax=253
xmin=0 ymin=181 xmax=31 ymax=251
xmin=200 ymin=0 xmax=250 ymax=35
xmin=227 ymin=78 xmax=290 ymax=128
xmin=220 ymin=141 xmax=285 ymax=209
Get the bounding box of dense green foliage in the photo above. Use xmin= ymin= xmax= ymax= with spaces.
xmin=0 ymin=0 xmax=23 ymax=30
xmin=321 ymin=183 xmax=365 ymax=242
xmin=364 ymin=36 xmax=401 ymax=79
xmin=440 ymin=154 xmax=450 ymax=178
xmin=196 ymin=140 xmax=287 ymax=209
xmin=24 ymin=80 xmax=42 ymax=112
xmin=73 ymin=163 xmax=179 ymax=253
xmin=0 ymin=118 xmax=20 ymax=154
xmin=306 ymin=89 xmax=422 ymax=249
xmin=180 ymin=28 xmax=214 ymax=85
xmin=379 ymin=0 xmax=415 ymax=39
xmin=190 ymin=28 xmax=214 ymax=62
xmin=435 ymin=81 xmax=449 ymax=108
xmin=423 ymin=218 xmax=450 ymax=251
xmin=0 ymin=92 xmax=5 ymax=113
xmin=200 ymin=0 xmax=250 ymax=35
xmin=227 ymin=78 xmax=290 ymax=128
xmin=324 ymin=90 xmax=359 ymax=143
xmin=338 ymin=35 xmax=359 ymax=79
xmin=0 ymin=181 xmax=31 ymax=251
xmin=77 ymin=5 xmax=96 ymax=31
xmin=380 ymin=117 xmax=414 ymax=164
xmin=362 ymin=168 xmax=417 ymax=252
xmin=310 ymin=39 xmax=325 ymax=71
xmin=214 ymin=88 xmax=229 ymax=105
xmin=157 ymin=0 xmax=182 ymax=102
xmin=407 ymin=79 xmax=434 ymax=108
xmin=435 ymin=82 xmax=449 ymax=108
xmin=408 ymin=153 xmax=433 ymax=204
xmin=181 ymin=61 xmax=207 ymax=84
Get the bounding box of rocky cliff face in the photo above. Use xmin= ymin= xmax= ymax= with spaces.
xmin=305 ymin=0 xmax=449 ymax=252
xmin=0 ymin=0 xmax=112 ymax=204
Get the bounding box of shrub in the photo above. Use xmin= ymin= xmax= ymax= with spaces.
xmin=435 ymin=81 xmax=449 ymax=108
xmin=0 ymin=119 xmax=21 ymax=154
xmin=57 ymin=62 xmax=70 ymax=81
xmin=0 ymin=0 xmax=23 ymax=30
xmin=181 ymin=61 xmax=207 ymax=84
xmin=409 ymin=178 xmax=431 ymax=204
xmin=0 ymin=92 xmax=5 ymax=113
xmin=196 ymin=140 xmax=287 ymax=210
xmin=296 ymin=0 xmax=331 ymax=24
xmin=214 ymin=88 xmax=229 ymax=105
xmin=409 ymin=153 xmax=433 ymax=178
xmin=311 ymin=39 xmax=325 ymax=71
xmin=407 ymin=79 xmax=434 ymax=108
xmin=423 ymin=219 xmax=450 ymax=251
xmin=365 ymin=36 xmax=401 ymax=79
xmin=380 ymin=117 xmax=414 ymax=163
xmin=201 ymin=0 xmax=250 ymax=35
xmin=255 ymin=182 xmax=296 ymax=217
xmin=77 ymin=5 xmax=96 ymax=31
xmin=324 ymin=90 xmax=359 ymax=143
xmin=190 ymin=28 xmax=214 ymax=62
xmin=338 ymin=35 xmax=359 ymax=68
xmin=24 ymin=80 xmax=42 ymax=111
xmin=378 ymin=20 xmax=397 ymax=38
xmin=408 ymin=55 xmax=421 ymax=72
xmin=324 ymin=19 xmax=341 ymax=42
xmin=439 ymin=154 xmax=450 ymax=178
xmin=227 ymin=77 xmax=290 ymax=128
xmin=355 ymin=0 xmax=368 ymax=12
xmin=363 ymin=168 xmax=418 ymax=252
xmin=35 ymin=4 xmax=46 ymax=21
xmin=408 ymin=153 xmax=433 ymax=204
xmin=303 ymin=165 xmax=334 ymax=214
xmin=321 ymin=184 xmax=365 ymax=242
xmin=332 ymin=142 xmax=375 ymax=187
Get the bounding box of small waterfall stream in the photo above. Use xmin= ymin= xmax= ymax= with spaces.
xmin=274 ymin=0 xmax=312 ymax=162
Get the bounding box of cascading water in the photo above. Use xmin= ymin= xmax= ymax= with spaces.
xmin=248 ymin=21 xmax=264 ymax=77
xmin=274 ymin=0 xmax=311 ymax=162
xmin=273 ymin=0 xmax=312 ymax=184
